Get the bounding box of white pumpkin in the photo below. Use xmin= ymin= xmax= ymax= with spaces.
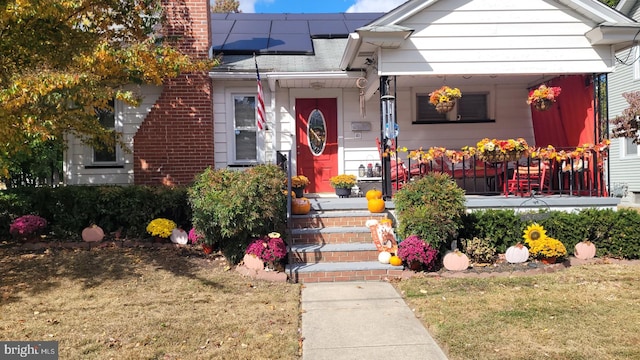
xmin=505 ymin=243 xmax=530 ymax=264
xmin=574 ymin=241 xmax=596 ymax=260
xmin=81 ymin=225 xmax=104 ymax=242
xmin=378 ymin=251 xmax=392 ymax=264
xmin=170 ymin=228 xmax=188 ymax=244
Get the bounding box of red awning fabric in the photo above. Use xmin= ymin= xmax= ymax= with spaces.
xmin=531 ymin=75 xmax=596 ymax=148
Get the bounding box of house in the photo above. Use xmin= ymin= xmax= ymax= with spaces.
xmin=607 ymin=0 xmax=640 ymax=205
xmin=64 ymin=0 xmax=639 ymax=204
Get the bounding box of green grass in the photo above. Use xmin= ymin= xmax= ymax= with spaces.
xmin=394 ymin=262 xmax=640 ymax=360
xmin=0 ymin=246 xmax=301 ymax=359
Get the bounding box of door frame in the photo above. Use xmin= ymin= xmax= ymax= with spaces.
xmin=289 ymin=88 xmax=345 ymax=182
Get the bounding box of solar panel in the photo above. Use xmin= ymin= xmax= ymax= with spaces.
xmin=309 ymin=20 xmax=349 ymax=38
xmin=211 ymin=13 xmax=383 ymax=55
xmin=267 ymin=34 xmax=313 ymax=54
xmin=211 ymin=20 xmax=235 ymax=34
xmin=221 ymin=34 xmax=269 ymax=52
xmin=232 ymin=20 xmax=271 ymax=34
xmin=271 ymin=20 xmax=309 ymax=34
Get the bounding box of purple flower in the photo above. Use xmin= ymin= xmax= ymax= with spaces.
xmin=397 ymin=235 xmax=438 ymax=270
xmin=9 ymin=215 xmax=47 ymax=238
xmin=245 ymin=235 xmax=287 ymax=262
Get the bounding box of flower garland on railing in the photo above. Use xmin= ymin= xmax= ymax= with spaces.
xmin=387 ymin=139 xmax=611 ymax=165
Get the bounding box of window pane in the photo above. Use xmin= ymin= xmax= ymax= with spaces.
xmin=458 ymin=94 xmax=487 ymax=120
xmin=234 ymin=96 xmax=256 ymax=128
xmin=235 ymin=130 xmax=257 ymax=160
xmin=416 ymin=95 xmax=446 ymax=122
xmin=93 ymin=100 xmax=116 ymax=163
xmin=308 ymin=109 xmax=326 ymax=156
xmin=625 ymin=138 xmax=638 ymax=155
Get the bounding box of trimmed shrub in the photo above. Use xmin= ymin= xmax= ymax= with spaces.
xmin=394 ymin=172 xmax=466 ymax=251
xmin=189 ymin=165 xmax=287 ymax=264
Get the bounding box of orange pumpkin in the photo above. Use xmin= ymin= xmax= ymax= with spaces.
xmin=367 ymin=198 xmax=385 ymax=213
xmin=443 ymin=250 xmax=470 ymax=271
xmin=574 ymin=241 xmax=596 ymax=260
xmin=292 ymin=198 xmax=311 ymax=215
xmin=389 ymin=255 xmax=403 ymax=266
xmin=81 ymin=225 xmax=104 ymax=242
xmin=366 ymin=188 xmax=383 ymax=201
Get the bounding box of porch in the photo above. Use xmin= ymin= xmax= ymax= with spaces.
xmin=381 ymin=145 xmax=610 ymax=199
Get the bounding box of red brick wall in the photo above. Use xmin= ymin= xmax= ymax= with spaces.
xmin=133 ymin=0 xmax=213 ymax=186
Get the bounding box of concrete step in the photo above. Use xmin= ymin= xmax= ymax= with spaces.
xmin=286 ymin=261 xmax=404 ymax=283
xmin=289 ymin=226 xmax=373 ymax=244
xmin=289 ymin=243 xmax=379 ymax=263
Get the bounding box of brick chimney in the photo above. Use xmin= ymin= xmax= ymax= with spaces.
xmin=134 ymin=0 xmax=214 ymax=186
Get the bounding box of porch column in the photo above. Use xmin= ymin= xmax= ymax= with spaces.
xmin=379 ymin=76 xmax=394 ymax=199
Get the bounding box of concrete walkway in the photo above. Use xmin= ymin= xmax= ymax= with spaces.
xmin=301 ymin=281 xmax=449 ymax=360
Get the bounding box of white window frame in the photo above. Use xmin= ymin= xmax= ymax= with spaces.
xmin=91 ymin=99 xmax=123 ymax=166
xmin=228 ymin=92 xmax=264 ymax=165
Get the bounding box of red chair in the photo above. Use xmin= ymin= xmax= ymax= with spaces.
xmin=506 ymin=164 xmax=551 ymax=197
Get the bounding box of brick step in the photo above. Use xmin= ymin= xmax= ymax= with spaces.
xmin=290 ymin=210 xmax=393 ymax=229
xmin=286 ymin=261 xmax=404 ymax=283
xmin=289 ymin=226 xmax=373 ymax=244
xmin=289 ymin=243 xmax=379 ymax=263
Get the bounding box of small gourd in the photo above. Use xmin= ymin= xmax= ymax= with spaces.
xmin=170 ymin=228 xmax=188 ymax=244
xmin=574 ymin=240 xmax=596 ymax=260
xmin=81 ymin=224 xmax=104 ymax=242
xmin=443 ymin=249 xmax=470 ymax=271
xmin=379 ymin=217 xmax=393 ymax=227
xmin=389 ymin=255 xmax=403 ymax=266
xmin=292 ymin=197 xmax=311 ymax=215
xmin=378 ymin=251 xmax=391 ymax=264
xmin=367 ymin=198 xmax=385 ymax=213
xmin=505 ymin=243 xmax=529 ymax=264
xmin=366 ymin=188 xmax=383 ymax=201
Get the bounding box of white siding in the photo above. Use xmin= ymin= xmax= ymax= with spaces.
xmin=63 ymin=86 xmax=162 ymax=185
xmin=607 ymin=46 xmax=640 ymax=201
xmin=380 ymin=0 xmax=613 ymax=75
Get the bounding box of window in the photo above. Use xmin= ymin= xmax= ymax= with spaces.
xmin=92 ymin=99 xmax=119 ymax=164
xmin=232 ymin=95 xmax=258 ymax=162
xmin=415 ymin=92 xmax=492 ymax=124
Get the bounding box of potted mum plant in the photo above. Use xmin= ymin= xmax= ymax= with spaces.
xmin=245 ymin=232 xmax=287 ymax=271
xmin=146 ymin=218 xmax=177 ymax=243
xmin=291 ymin=175 xmax=310 ymax=198
xmin=9 ymin=215 xmax=48 ymax=242
xmin=527 ymin=84 xmax=561 ymax=111
xmin=429 ymin=85 xmax=462 ymax=113
xmin=522 ymin=223 xmax=567 ymax=264
xmin=397 ymin=235 xmax=438 ymax=271
xmin=330 ymin=174 xmax=357 ymax=198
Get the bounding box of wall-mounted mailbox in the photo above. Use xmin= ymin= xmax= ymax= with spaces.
xmin=351 ymin=122 xmax=372 ymax=131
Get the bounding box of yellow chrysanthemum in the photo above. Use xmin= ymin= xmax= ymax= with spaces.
xmin=523 ymin=223 xmax=546 ymax=245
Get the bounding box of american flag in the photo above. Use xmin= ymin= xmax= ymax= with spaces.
xmin=254 ymin=55 xmax=266 ymax=131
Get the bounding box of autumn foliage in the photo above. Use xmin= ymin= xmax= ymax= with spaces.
xmin=0 ymin=0 xmax=218 ymax=177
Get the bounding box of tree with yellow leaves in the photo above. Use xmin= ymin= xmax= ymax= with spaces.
xmin=0 ymin=0 xmax=218 ymax=179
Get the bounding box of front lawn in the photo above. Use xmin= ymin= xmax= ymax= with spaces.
xmin=395 ymin=261 xmax=640 ymax=360
xmin=0 ymin=246 xmax=301 ymax=359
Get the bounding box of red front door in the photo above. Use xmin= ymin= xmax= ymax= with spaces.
xmin=296 ymin=98 xmax=338 ymax=193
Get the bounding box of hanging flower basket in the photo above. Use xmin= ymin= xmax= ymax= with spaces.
xmin=435 ymin=100 xmax=456 ymax=114
xmin=533 ymin=99 xmax=554 ymax=111
xmin=527 ymin=84 xmax=561 ymax=112
xmin=429 ymin=86 xmax=462 ymax=114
